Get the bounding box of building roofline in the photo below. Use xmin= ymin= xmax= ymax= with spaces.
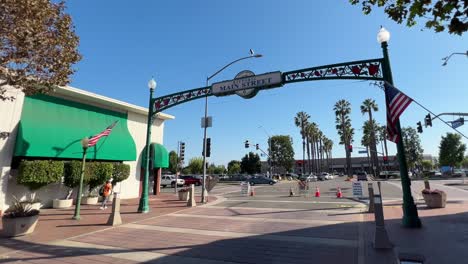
xmin=53 ymin=85 xmax=174 ymax=120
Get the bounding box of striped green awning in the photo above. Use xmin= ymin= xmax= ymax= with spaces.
xmin=14 ymin=94 xmax=136 ymax=161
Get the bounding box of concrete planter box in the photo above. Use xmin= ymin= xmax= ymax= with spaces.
xmin=422 ymin=192 xmax=447 ymax=208
xmin=2 ymin=215 xmax=39 ymax=237
xmin=178 ymin=191 xmax=189 ymax=201
xmin=81 ymin=197 xmax=98 ymax=205
xmin=53 ymin=199 xmax=73 ymax=209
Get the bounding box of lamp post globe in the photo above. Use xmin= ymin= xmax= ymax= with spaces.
xmin=148 ymin=78 xmax=157 ymax=90
xmin=81 ymin=137 xmax=89 ymax=149
xmin=377 ymin=27 xmax=390 ymax=43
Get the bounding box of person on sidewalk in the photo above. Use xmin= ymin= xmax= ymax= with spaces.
xmin=100 ymin=180 xmax=112 ymax=210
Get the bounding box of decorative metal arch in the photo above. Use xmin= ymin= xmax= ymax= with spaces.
xmin=150 ymin=58 xmax=384 ymax=116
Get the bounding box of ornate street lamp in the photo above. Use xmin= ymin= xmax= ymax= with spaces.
xmin=378 ymin=27 xmax=421 ymax=228
xmin=138 ymin=78 xmax=157 ymax=213
xmin=201 ymin=50 xmax=263 ymax=203
xmin=72 ymin=137 xmax=90 ymax=220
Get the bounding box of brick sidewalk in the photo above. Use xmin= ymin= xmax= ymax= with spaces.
xmin=363 ymin=201 xmax=468 ymax=264
xmin=0 ymin=193 xmax=213 ymax=256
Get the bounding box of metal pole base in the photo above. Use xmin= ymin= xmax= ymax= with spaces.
xmin=202 ymin=189 xmax=208 ymax=203
xmin=402 ymin=214 xmax=422 ymax=228
xmin=373 ymin=226 xmax=393 ymax=249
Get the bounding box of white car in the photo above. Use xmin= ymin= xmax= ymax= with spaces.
xmin=321 ymin=172 xmax=333 ymax=180
xmin=306 ymin=174 xmax=317 ymax=182
xmin=161 ymin=175 xmax=185 ymax=188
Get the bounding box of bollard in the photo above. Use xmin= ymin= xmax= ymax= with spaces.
xmin=424 ymin=179 xmax=430 ymax=190
xmin=187 ymin=184 xmax=197 ymax=207
xmin=368 ymin=183 xmax=375 ymax=213
xmin=107 ymin=192 xmax=122 ymax=226
xmin=373 ymin=194 xmax=393 ymax=249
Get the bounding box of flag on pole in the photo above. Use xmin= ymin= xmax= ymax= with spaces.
xmin=384 ymin=83 xmax=413 ymax=143
xmin=88 ymin=121 xmax=118 ymax=147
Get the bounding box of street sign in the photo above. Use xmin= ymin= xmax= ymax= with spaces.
xmin=352 ymin=182 xmax=363 ymax=197
xmin=358 ymin=150 xmax=367 ymax=154
xmin=240 ymin=182 xmax=250 ymax=196
xmin=451 ymin=118 xmax=464 ymax=129
xmin=201 ymin=116 xmax=212 ymax=128
xmin=212 ymin=71 xmax=282 ymax=97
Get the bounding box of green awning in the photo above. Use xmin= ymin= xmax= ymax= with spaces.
xmin=14 ymin=94 xmax=136 ymax=161
xmin=141 ymin=143 xmax=169 ymax=168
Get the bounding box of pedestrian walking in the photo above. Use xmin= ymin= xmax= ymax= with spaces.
xmin=99 ymin=180 xmax=112 ymax=209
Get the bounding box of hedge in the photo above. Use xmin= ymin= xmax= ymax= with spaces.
xmin=17 ymin=160 xmax=64 ymax=190
xmin=87 ymin=162 xmax=113 ymax=192
xmin=112 ymin=163 xmax=130 ymax=185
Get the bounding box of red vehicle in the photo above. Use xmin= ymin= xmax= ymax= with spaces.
xmin=180 ymin=175 xmax=202 ymax=186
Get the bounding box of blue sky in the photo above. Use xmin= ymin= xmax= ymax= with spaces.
xmin=66 ymin=0 xmax=467 ymax=166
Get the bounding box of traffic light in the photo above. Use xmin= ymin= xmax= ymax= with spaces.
xmin=206 ymin=138 xmax=211 ymax=157
xmin=179 ymin=142 xmax=185 ymax=162
xmin=348 ymin=145 xmax=353 ymax=152
xmin=424 ymin=114 xmax=432 ymax=127
xmin=256 ymin=143 xmax=259 ymax=150
xmin=244 ymin=140 xmax=249 ymax=148
xmin=417 ymin=121 xmax=423 ymax=133
xmin=383 ymin=156 xmax=388 ymax=164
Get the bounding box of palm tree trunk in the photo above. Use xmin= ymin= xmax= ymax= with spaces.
xmin=302 ymin=134 xmax=305 ymax=175
xmin=366 ymin=146 xmax=371 ymax=174
xmin=319 ymin=138 xmax=323 ymax=172
xmin=315 ymin=139 xmax=320 ymax=173
xmin=306 ymin=136 xmax=311 ymax=175
xmin=368 ymin=111 xmax=380 ymax=178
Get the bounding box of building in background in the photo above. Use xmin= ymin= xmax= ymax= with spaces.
xmin=0 ymin=85 xmax=173 ymax=212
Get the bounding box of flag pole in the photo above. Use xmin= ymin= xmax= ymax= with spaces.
xmin=381 ymin=40 xmax=421 ymax=228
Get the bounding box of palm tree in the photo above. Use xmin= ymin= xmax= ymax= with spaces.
xmin=362 ymin=120 xmax=380 ymax=175
xmin=334 ymin=100 xmax=354 ymax=178
xmin=318 ymin=130 xmax=324 ymax=172
xmin=323 ymin=138 xmax=334 ymax=172
xmin=294 ymin=111 xmax=310 ymax=175
xmin=360 ymin=99 xmax=380 ymax=177
xmin=305 ymin=122 xmax=318 ymax=174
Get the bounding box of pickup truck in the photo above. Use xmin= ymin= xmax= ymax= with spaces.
xmin=161 ymin=175 xmax=185 ymax=188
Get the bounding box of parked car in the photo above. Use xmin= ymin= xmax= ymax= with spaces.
xmin=249 ymin=176 xmax=277 ymax=185
xmin=179 ymin=175 xmax=202 ymax=186
xmin=306 ymin=173 xmax=317 ymax=182
xmin=321 ymin=172 xmax=334 ymax=180
xmin=161 ymin=175 xmax=185 ymax=188
xmin=356 ymin=171 xmax=368 ymax=181
xmin=452 ymin=169 xmax=465 ymax=177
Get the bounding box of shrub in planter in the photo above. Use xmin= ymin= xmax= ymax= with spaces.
xmin=2 ymin=197 xmax=40 ymax=237
xmin=58 ymin=160 xmax=86 ymax=208
xmin=17 ymin=160 xmax=64 ymax=207
xmin=112 ymin=163 xmax=130 ymax=187
xmin=178 ymin=188 xmax=190 ymax=201
xmin=87 ymin=162 xmax=113 ymax=195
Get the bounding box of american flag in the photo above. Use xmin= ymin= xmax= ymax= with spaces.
xmin=385 ymin=83 xmax=413 ymax=143
xmin=88 ymin=121 xmax=118 ymax=147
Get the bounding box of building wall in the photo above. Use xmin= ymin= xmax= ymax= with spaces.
xmin=0 ymin=87 xmax=24 ymax=213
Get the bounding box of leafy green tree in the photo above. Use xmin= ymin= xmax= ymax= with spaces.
xmin=439 ymin=133 xmax=466 ymax=167
xmin=334 ymin=99 xmax=354 ymax=177
xmin=421 ymin=160 xmax=433 ymax=171
xmin=187 ymin=157 xmax=204 ymax=174
xmin=241 ymin=152 xmax=262 ymax=174
xmin=168 ymin=151 xmax=179 ymax=174
xmin=214 ymin=165 xmax=226 ymax=174
xmin=349 ymin=0 xmax=467 ymax=35
xmin=461 ymin=156 xmax=468 ymax=168
xmin=228 ymin=160 xmax=241 ymax=174
xmin=0 ymin=0 xmax=81 ymax=101
xmin=269 ymin=135 xmax=295 ymax=172
xmin=402 ymin=127 xmax=424 ymax=169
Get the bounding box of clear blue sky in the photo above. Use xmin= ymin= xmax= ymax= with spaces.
xmin=65 ymin=0 xmax=467 ymax=167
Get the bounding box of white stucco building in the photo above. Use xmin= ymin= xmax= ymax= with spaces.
xmin=0 ymin=85 xmax=173 ymax=213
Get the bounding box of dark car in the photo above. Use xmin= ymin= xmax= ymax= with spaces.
xmin=248 ymin=176 xmax=277 ymax=186
xmin=357 ymin=171 xmax=368 ymax=181
xmin=180 ymin=175 xmax=202 ymax=186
